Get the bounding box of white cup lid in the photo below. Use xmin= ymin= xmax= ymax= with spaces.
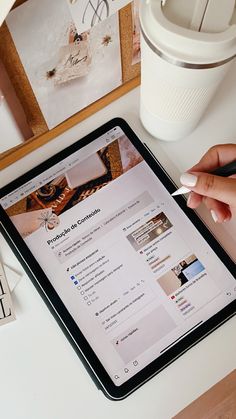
xmin=140 ymin=0 xmax=236 ymax=65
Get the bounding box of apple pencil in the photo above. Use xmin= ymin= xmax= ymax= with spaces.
xmin=172 ymin=160 xmax=236 ymax=196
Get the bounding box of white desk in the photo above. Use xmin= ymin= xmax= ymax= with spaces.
xmin=1 ymin=61 xmax=236 ymax=419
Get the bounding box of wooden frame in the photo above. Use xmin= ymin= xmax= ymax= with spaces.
xmin=0 ymin=1 xmax=140 ymax=169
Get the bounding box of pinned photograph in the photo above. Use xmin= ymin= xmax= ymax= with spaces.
xmin=67 ymin=0 xmax=131 ymax=33
xmin=6 ymin=0 xmax=122 ymax=129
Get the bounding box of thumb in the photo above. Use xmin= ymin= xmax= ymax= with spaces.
xmin=180 ymin=172 xmax=236 ymax=206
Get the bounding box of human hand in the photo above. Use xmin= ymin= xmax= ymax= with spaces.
xmin=179 ymin=144 xmax=236 ymax=223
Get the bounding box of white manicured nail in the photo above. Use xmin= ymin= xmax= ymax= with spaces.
xmin=180 ymin=173 xmax=198 ymax=187
xmin=211 ymin=210 xmax=218 ymax=223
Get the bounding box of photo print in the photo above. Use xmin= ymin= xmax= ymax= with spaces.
xmin=67 ymin=0 xmax=132 ymax=33
xmin=6 ymin=0 xmax=122 ymax=128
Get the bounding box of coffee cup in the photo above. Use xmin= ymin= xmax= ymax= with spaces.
xmin=140 ymin=0 xmax=236 ymax=141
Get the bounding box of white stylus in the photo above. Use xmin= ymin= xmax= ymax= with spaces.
xmin=171 ymin=186 xmax=191 ymax=196
xmin=171 ymin=160 xmax=236 ymax=197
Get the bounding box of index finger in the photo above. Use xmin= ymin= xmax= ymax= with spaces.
xmin=189 ymin=143 xmax=236 ymax=173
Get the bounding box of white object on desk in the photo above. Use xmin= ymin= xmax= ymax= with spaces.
xmin=0 ymin=262 xmax=15 ymax=326
xmin=140 ymin=0 xmax=236 ymax=141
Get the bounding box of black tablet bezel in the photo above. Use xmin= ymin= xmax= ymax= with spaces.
xmin=0 ymin=118 xmax=235 ymax=400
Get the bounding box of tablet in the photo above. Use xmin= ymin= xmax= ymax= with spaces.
xmin=0 ymin=118 xmax=235 ymax=400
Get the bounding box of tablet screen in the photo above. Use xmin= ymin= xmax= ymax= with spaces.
xmin=1 ymin=124 xmax=235 ymax=387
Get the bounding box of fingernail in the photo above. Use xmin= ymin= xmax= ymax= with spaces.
xmin=187 ymin=194 xmax=192 ymax=206
xmin=180 ymin=173 xmax=198 ymax=187
xmin=211 ymin=210 xmax=218 ymax=223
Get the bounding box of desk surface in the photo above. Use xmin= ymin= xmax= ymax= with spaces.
xmin=0 ymin=61 xmax=236 ymax=419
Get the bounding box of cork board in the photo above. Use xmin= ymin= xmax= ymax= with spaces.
xmin=0 ymin=0 xmax=141 ymax=169
xmin=119 ymin=4 xmax=140 ymax=83
xmin=0 ymin=22 xmax=48 ymax=137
